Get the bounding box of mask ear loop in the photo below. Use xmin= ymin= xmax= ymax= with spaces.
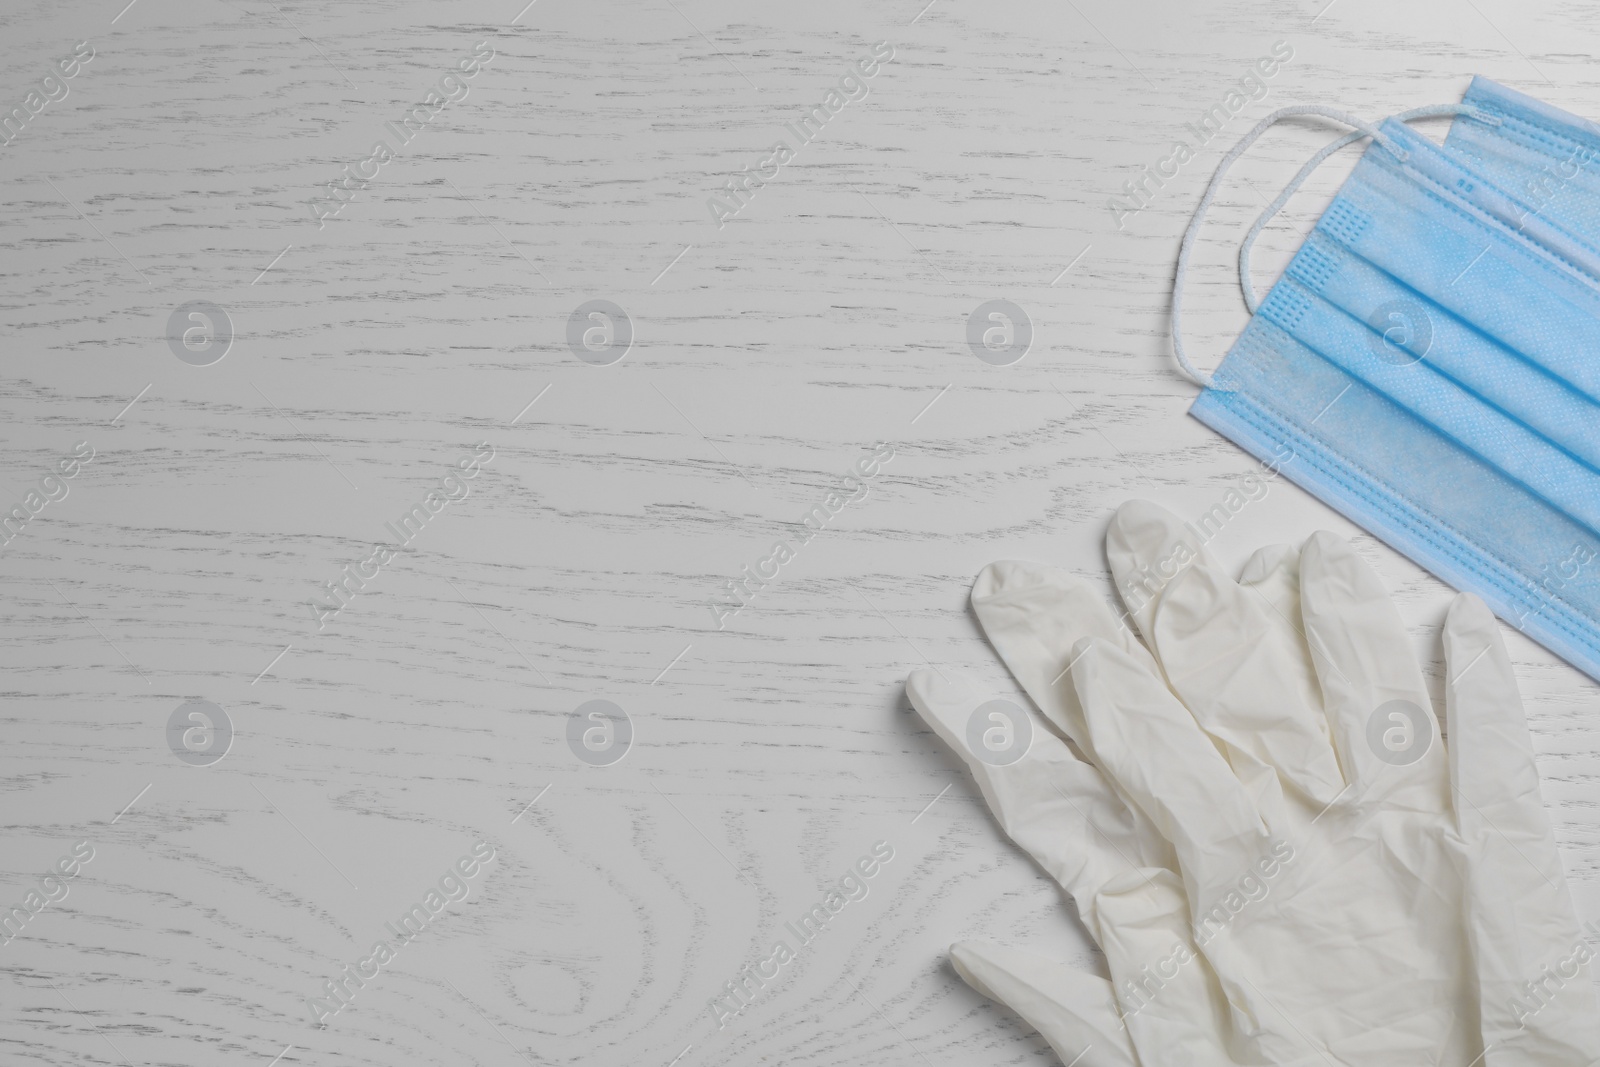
xmin=1237 ymin=104 xmax=1503 ymax=314
xmin=1171 ymin=105 xmax=1415 ymax=390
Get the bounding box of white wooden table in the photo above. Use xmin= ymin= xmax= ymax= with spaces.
xmin=3 ymin=0 xmax=1596 ymax=1063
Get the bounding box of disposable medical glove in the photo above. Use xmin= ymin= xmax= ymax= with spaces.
xmin=906 ymin=500 xmax=1598 ymax=1067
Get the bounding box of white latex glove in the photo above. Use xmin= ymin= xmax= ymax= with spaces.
xmin=906 ymin=500 xmax=1599 ymax=1067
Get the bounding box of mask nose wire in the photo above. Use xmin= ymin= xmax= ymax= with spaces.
xmin=1170 ymin=103 xmax=1494 ymax=390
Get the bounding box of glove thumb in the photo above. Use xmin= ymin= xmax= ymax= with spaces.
xmin=951 ymin=940 xmax=1137 ymax=1067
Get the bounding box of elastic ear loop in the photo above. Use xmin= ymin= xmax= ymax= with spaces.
xmin=1237 ymin=104 xmax=1503 ymax=314
xmin=1170 ymin=103 xmax=1497 ymax=389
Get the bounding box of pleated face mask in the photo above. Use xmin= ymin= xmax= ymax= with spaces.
xmin=1173 ymin=85 xmax=1600 ymax=682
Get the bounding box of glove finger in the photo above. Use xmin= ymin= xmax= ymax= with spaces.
xmin=1112 ymin=502 xmax=1345 ymax=810
xmin=971 ymin=559 xmax=1159 ymax=755
xmin=1443 ymin=593 xmax=1600 ymax=1064
xmin=907 ymin=669 xmax=1174 ymax=941
xmin=951 ymin=942 xmax=1138 ymax=1067
xmin=1106 ymin=498 xmax=1224 ymax=646
xmin=1235 ymin=542 xmax=1300 ymax=620
xmin=970 ymin=559 xmax=1176 ymax=859
xmin=1298 ymin=531 xmax=1447 ymax=811
xmin=1072 ymin=639 xmax=1273 ymax=921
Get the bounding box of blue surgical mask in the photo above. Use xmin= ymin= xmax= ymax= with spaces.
xmin=1173 ymin=88 xmax=1600 ymax=682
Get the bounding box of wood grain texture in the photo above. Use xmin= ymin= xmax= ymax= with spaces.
xmin=1 ymin=0 xmax=1597 ymax=1064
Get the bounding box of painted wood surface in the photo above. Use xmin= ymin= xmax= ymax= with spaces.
xmin=2 ymin=0 xmax=1596 ymax=1063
